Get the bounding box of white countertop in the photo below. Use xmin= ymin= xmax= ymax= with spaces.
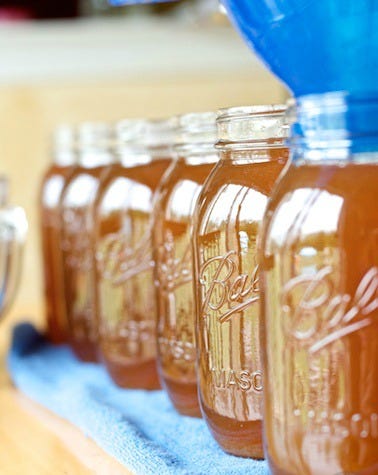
xmin=0 ymin=17 xmax=266 ymax=85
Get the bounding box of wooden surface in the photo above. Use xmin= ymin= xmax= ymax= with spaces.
xmin=0 ymin=306 xmax=133 ymax=475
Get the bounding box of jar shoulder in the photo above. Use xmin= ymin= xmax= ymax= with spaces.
xmin=261 ymin=162 xmax=378 ymax=253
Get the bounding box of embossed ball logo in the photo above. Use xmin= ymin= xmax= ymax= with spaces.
xmin=199 ymin=250 xmax=259 ymax=323
xmin=281 ymin=266 xmax=378 ymax=353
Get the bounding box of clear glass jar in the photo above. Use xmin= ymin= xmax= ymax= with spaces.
xmin=0 ymin=177 xmax=27 ymax=323
xmin=40 ymin=125 xmax=77 ymax=344
xmin=193 ymin=105 xmax=289 ymax=458
xmin=95 ymin=118 xmax=175 ymax=389
xmin=152 ymin=112 xmax=218 ymax=416
xmin=260 ymin=92 xmax=378 ymax=475
xmin=61 ymin=122 xmax=115 ymax=362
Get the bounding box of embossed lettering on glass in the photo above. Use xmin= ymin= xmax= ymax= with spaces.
xmin=61 ymin=122 xmax=115 ymax=362
xmin=95 ymin=118 xmax=176 ymax=389
xmin=193 ymin=105 xmax=289 ymax=458
xmin=152 ymin=112 xmax=218 ymax=416
xmin=260 ymin=93 xmax=378 ymax=475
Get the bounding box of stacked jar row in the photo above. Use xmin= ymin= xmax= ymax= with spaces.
xmin=40 ymin=95 xmax=378 ymax=475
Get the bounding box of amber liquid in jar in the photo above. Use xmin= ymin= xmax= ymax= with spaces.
xmin=96 ymin=156 xmax=172 ymax=389
xmin=61 ymin=162 xmax=112 ymax=362
xmin=260 ymin=94 xmax=378 ymax=475
xmin=262 ymin=163 xmax=378 ymax=475
xmin=153 ymin=151 xmax=217 ymax=416
xmin=40 ymin=161 xmax=75 ymax=343
xmin=61 ymin=123 xmax=114 ymax=362
xmin=193 ymin=106 xmax=288 ymax=458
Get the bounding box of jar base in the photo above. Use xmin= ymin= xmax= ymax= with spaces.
xmin=267 ymin=452 xmax=378 ymax=475
xmin=201 ymin=402 xmax=264 ymax=459
xmin=103 ymin=354 xmax=161 ymax=390
xmin=267 ymin=458 xmax=294 ymax=475
xmin=161 ymin=374 xmax=202 ymax=418
xmin=47 ymin=328 xmax=68 ymax=345
xmin=70 ymin=338 xmax=98 ymax=362
xmin=46 ymin=316 xmax=68 ymax=344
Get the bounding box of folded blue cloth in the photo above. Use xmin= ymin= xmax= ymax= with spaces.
xmin=8 ymin=323 xmax=269 ymax=475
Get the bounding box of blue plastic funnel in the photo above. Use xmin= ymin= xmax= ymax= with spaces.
xmin=221 ymin=0 xmax=378 ymax=97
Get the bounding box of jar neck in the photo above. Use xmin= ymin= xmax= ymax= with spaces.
xmin=54 ymin=149 xmax=76 ymax=167
xmin=175 ymin=144 xmax=218 ymax=166
xmin=117 ymin=145 xmax=173 ymax=167
xmin=216 ymin=105 xmax=288 ymax=159
xmin=219 ymin=143 xmax=288 ymax=164
xmin=53 ymin=124 xmax=77 ymax=167
xmin=291 ymin=92 xmax=378 ymax=164
xmin=78 ymin=149 xmax=114 ymax=168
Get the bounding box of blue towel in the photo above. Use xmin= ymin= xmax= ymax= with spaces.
xmin=8 ymin=323 xmax=269 ymax=475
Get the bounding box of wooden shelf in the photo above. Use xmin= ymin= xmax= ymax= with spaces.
xmin=0 ymin=307 xmax=132 ymax=475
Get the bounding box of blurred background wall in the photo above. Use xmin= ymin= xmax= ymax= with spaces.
xmin=0 ymin=1 xmax=287 ymax=331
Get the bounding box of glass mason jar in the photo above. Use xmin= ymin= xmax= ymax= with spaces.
xmin=95 ymin=118 xmax=175 ymax=389
xmin=260 ymin=93 xmax=378 ymax=475
xmin=40 ymin=125 xmax=77 ymax=344
xmin=193 ymin=105 xmax=289 ymax=458
xmin=152 ymin=112 xmax=218 ymax=416
xmin=0 ymin=177 xmax=27 ymax=323
xmin=61 ymin=122 xmax=115 ymax=362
